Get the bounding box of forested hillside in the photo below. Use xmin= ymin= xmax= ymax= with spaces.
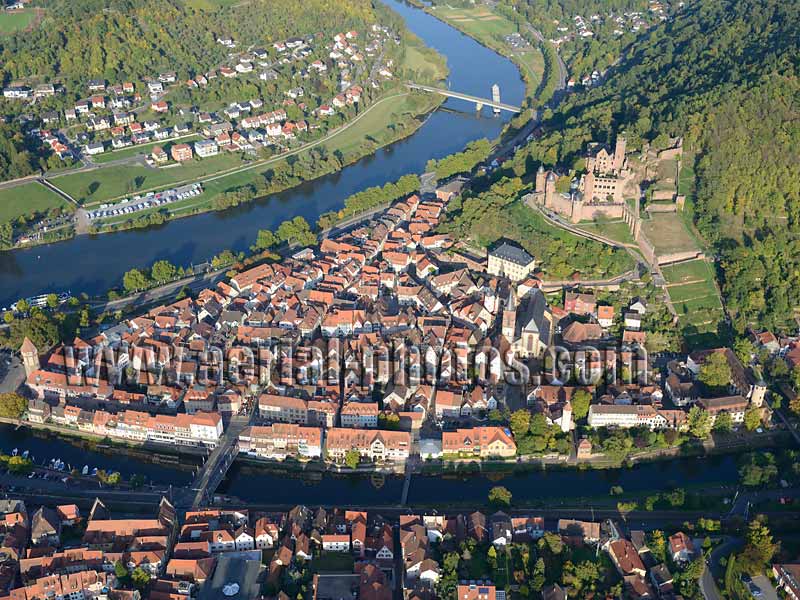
xmin=0 ymin=0 xmax=375 ymax=89
xmin=501 ymin=0 xmax=799 ymax=332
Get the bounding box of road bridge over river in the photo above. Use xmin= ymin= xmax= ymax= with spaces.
xmin=407 ymin=82 xmax=521 ymax=113
xmin=187 ymin=405 xmax=256 ymax=509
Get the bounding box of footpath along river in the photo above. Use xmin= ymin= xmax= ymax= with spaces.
xmin=0 ymin=0 xmax=525 ymax=308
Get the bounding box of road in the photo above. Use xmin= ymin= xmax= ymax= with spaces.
xmin=700 ymin=536 xmax=742 ymax=600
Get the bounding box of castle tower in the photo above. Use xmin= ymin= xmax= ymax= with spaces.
xmin=544 ymin=171 xmax=556 ymax=208
xmin=583 ymin=171 xmax=595 ymax=202
xmin=535 ymin=165 xmax=546 ymax=194
xmin=20 ymin=336 xmax=39 ymax=376
xmin=613 ymin=133 xmax=627 ymax=173
xmin=501 ymin=292 xmax=517 ymax=340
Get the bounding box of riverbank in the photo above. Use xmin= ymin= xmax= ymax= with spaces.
xmin=0 ymin=417 xmax=205 ymax=465
xmin=423 ymin=3 xmax=543 ymax=102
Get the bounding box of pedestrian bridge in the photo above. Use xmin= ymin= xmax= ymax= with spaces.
xmin=406 ymin=82 xmax=522 ymax=113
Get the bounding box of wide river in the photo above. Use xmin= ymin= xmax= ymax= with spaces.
xmin=0 ymin=0 xmax=737 ymax=506
xmin=0 ymin=422 xmax=742 ymax=506
xmin=0 ymin=0 xmax=525 ymax=308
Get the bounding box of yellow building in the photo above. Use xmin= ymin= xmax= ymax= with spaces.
xmin=487 ymin=242 xmax=535 ymax=281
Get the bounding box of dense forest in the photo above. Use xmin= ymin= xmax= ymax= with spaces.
xmin=0 ymin=0 xmax=375 ymax=90
xmin=501 ymin=0 xmax=799 ymax=331
xmin=0 ymin=123 xmax=41 ymax=181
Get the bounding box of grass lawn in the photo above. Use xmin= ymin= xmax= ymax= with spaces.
xmin=51 ymin=153 xmax=250 ymax=205
xmin=311 ymin=552 xmax=355 ymax=573
xmin=402 ymin=40 xmax=449 ymax=82
xmin=0 ymin=9 xmax=36 ymax=34
xmin=661 ymin=259 xmax=716 ymax=285
xmin=641 ymin=211 xmax=698 ymax=255
xmin=666 ymin=281 xmax=719 ymax=303
xmin=0 ymin=182 xmax=70 ymax=224
xmin=575 ymin=219 xmax=635 ymax=245
xmin=92 ymin=135 xmax=200 ymax=164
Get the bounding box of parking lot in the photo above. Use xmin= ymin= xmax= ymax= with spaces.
xmin=85 ymin=182 xmax=203 ymax=221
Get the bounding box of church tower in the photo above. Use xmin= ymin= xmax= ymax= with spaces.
xmin=613 ymin=133 xmax=627 ymax=173
xmin=501 ymin=292 xmax=517 ymax=340
xmin=20 ymin=337 xmax=39 ymax=376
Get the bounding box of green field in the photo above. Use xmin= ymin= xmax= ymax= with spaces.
xmin=661 ymin=259 xmax=715 ymax=285
xmin=0 ymin=182 xmax=70 ymax=224
xmin=662 ymin=259 xmax=725 ymax=347
xmin=51 ymin=153 xmax=250 ymax=205
xmin=641 ymin=211 xmax=699 ymax=255
xmin=0 ymin=9 xmax=36 ymax=34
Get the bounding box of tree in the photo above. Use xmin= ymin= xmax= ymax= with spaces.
xmin=344 ymin=449 xmax=360 ymax=469
xmin=734 ymin=338 xmax=756 ymax=365
xmin=687 ymin=406 xmax=713 ymax=439
xmin=562 ymin=560 xmax=601 ymax=596
xmin=488 ymin=486 xmax=512 ymax=508
xmin=276 ymin=216 xmax=316 ymax=247
xmin=698 ymin=352 xmax=732 ymax=391
xmin=0 ymin=393 xmax=27 ymax=419
xmin=739 ymin=452 xmax=777 ymax=487
xmin=150 ymin=260 xmax=177 ymax=283
xmin=713 ymin=411 xmax=733 ymax=433
xmin=509 ymin=409 xmax=531 ymax=439
xmin=571 ymin=389 xmax=591 ymax=420
xmin=131 ymin=567 xmax=150 ymax=590
xmin=123 ymin=268 xmax=150 ymax=294
xmin=649 ymin=530 xmax=667 ymax=563
xmin=744 ymin=406 xmax=761 ymax=431
xmin=740 ymin=520 xmax=777 ymax=571
xmin=15 ymin=299 xmax=30 ymax=314
xmin=252 ymin=228 xmax=276 ymax=251
xmin=114 ymin=560 xmax=129 ymax=580
xmin=45 ymin=294 xmax=59 ymax=309
xmin=0 ymin=311 xmax=59 ymax=351
xmin=531 ymin=557 xmax=545 ymax=591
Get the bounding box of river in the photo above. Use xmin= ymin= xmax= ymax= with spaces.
xmin=0 ymin=421 xmax=743 ymax=506
xmin=0 ymin=0 xmax=525 ymax=309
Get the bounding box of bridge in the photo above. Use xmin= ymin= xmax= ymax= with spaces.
xmin=188 ymin=407 xmax=255 ymax=508
xmin=407 ymin=82 xmax=521 ymax=113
